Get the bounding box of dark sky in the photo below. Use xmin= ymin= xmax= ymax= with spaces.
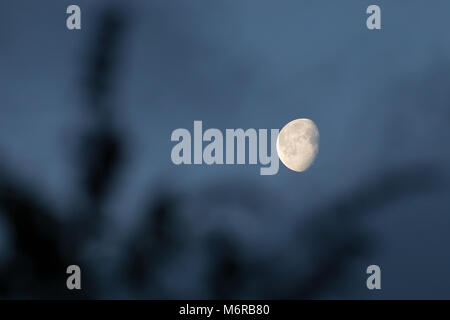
xmin=0 ymin=0 xmax=450 ymax=298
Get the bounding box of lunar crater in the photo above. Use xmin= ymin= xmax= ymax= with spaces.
xmin=276 ymin=118 xmax=319 ymax=172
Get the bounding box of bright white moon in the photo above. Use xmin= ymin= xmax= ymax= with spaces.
xmin=276 ymin=118 xmax=319 ymax=172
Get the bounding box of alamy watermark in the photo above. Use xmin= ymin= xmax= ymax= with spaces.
xmin=171 ymin=121 xmax=280 ymax=175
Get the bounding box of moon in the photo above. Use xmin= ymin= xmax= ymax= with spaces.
xmin=276 ymin=118 xmax=319 ymax=172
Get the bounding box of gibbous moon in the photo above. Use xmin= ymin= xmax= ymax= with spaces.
xmin=276 ymin=118 xmax=319 ymax=172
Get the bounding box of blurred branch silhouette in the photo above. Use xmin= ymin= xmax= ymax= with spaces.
xmin=80 ymin=9 xmax=126 ymax=211
xmin=293 ymin=166 xmax=442 ymax=298
xmin=0 ymin=8 xmax=128 ymax=299
xmin=124 ymin=166 xmax=442 ymax=299
xmin=0 ymin=165 xmax=66 ymax=298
